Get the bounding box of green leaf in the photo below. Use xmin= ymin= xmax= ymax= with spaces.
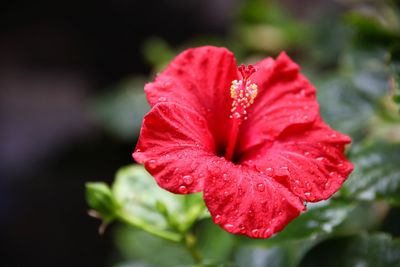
xmin=269 ymin=201 xmax=355 ymax=243
xmin=299 ymin=233 xmax=400 ymax=267
xmin=316 ymin=76 xmax=375 ymax=141
xmin=86 ymin=182 xmax=118 ymax=223
xmin=195 ymin=220 xmax=235 ymax=265
xmin=389 ymin=45 xmax=400 ymax=110
xmin=142 ymin=37 xmax=175 ymax=71
xmin=114 ymin=226 xmax=193 ymax=267
xmin=112 ymin=165 xmax=206 ymax=241
xmin=342 ymin=142 xmax=400 ymax=205
xmin=90 ymin=77 xmax=150 ymax=140
xmin=234 ymin=245 xmax=295 ymax=267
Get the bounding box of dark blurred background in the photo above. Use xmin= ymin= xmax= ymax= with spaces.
xmin=0 ymin=1 xmax=238 ymax=266
xmin=1 ymin=0 xmax=399 ymax=266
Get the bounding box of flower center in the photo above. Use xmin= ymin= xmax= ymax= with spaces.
xmin=225 ymin=64 xmax=258 ymax=162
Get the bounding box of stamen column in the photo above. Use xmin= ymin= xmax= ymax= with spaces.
xmin=225 ymin=64 xmax=258 ymax=161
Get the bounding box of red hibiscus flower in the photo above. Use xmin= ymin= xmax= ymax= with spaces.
xmin=133 ymin=46 xmax=353 ymax=238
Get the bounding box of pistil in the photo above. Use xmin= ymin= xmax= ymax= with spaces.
xmin=225 ymin=64 xmax=258 ymax=161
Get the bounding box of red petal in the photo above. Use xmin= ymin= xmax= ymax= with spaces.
xmin=144 ymin=46 xmax=238 ymax=149
xmin=203 ymin=159 xmax=305 ymax=238
xmin=237 ymin=52 xmax=319 ymax=153
xmin=133 ymin=103 xmax=216 ymax=194
xmin=241 ymin=117 xmax=353 ymax=202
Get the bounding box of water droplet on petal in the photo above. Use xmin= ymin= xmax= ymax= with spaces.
xmin=178 ymin=185 xmax=188 ymax=194
xmin=158 ymin=96 xmax=167 ymax=102
xmin=295 ymin=179 xmax=300 ymax=184
xmin=238 ymin=187 xmax=244 ymax=196
xmin=251 ymin=229 xmax=259 ymax=237
xmin=182 ymin=175 xmax=193 ymax=185
xmin=224 ymin=191 xmax=229 ymax=197
xmin=304 ymin=151 xmax=311 ymax=156
xmin=215 ymin=214 xmax=222 ymax=224
xmin=256 ymin=183 xmax=265 ymax=192
xmin=147 ymin=160 xmax=157 ymax=170
xmin=304 ymin=192 xmax=315 ymax=201
xmin=136 ymin=148 xmax=141 ymax=152
xmin=223 ymin=173 xmax=229 ymax=182
xmin=263 ymin=228 xmax=271 ymax=238
xmin=224 ymin=224 xmax=235 ymax=231
xmin=330 ymin=133 xmax=337 ymax=138
xmin=265 ymin=167 xmax=274 ymax=176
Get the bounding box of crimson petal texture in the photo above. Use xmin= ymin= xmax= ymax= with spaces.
xmin=133 ymin=103 xmax=215 ymax=194
xmin=241 ymin=117 xmax=353 ymax=202
xmin=144 ymin=46 xmax=238 ymax=149
xmin=203 ymin=159 xmax=305 ymax=238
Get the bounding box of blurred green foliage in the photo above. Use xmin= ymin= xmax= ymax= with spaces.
xmin=87 ymin=0 xmax=400 ymax=266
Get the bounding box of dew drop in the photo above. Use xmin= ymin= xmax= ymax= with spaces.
xmin=330 ymin=133 xmax=337 ymax=138
xmin=136 ymin=148 xmax=141 ymax=152
xmin=182 ymin=175 xmax=193 ymax=185
xmin=263 ymin=228 xmax=271 ymax=238
xmin=147 ymin=159 xmax=157 ymax=170
xmin=304 ymin=151 xmax=311 ymax=156
xmin=303 ymin=115 xmax=309 ymax=120
xmin=248 ymin=209 xmax=254 ymax=217
xmin=304 ymin=192 xmax=311 ymax=197
xmin=277 ymin=166 xmax=290 ymax=177
xmin=239 ymin=224 xmax=246 ymax=233
xmin=251 ymin=229 xmax=259 ymax=237
xmin=257 ymin=183 xmax=265 ymax=192
xmin=265 ymin=167 xmax=274 ymax=176
xmin=238 ymin=187 xmax=244 ymax=196
xmin=295 ymin=179 xmax=300 ymax=184
xmin=337 ymin=163 xmax=345 ymax=169
xmin=158 ymin=96 xmax=167 ymax=102
xmin=224 ymin=224 xmax=235 ymax=231
xmin=224 ymin=191 xmax=229 ymax=197
xmin=223 ymin=173 xmax=229 ymax=182
xmin=325 ymin=181 xmax=330 ymax=188
xmin=178 ymin=185 xmax=188 ymax=194
xmin=215 ymin=214 xmax=222 ymax=224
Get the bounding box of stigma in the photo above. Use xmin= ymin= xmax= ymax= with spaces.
xmin=230 ymin=64 xmax=258 ymax=120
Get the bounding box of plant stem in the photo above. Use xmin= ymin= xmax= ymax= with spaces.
xmin=116 ymin=211 xmax=182 ymax=242
xmin=184 ymin=232 xmax=202 ymax=264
